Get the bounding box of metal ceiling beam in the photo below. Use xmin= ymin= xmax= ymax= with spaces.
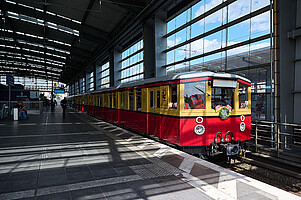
xmin=3 ymin=19 xmax=102 ymax=54
xmin=6 ymin=17 xmax=107 ymax=48
xmin=1 ymin=0 xmax=108 ymax=40
xmin=0 ymin=46 xmax=67 ymax=64
xmin=0 ymin=31 xmax=90 ymax=56
xmin=0 ymin=39 xmax=69 ymax=58
xmin=70 ymin=0 xmax=97 ymax=50
xmin=0 ymin=5 xmax=30 ymax=67
xmin=0 ymin=47 xmax=82 ymax=70
xmin=0 ymin=72 xmax=60 ymax=80
xmin=0 ymin=54 xmax=64 ymax=70
xmin=0 ymin=67 xmax=60 ymax=79
xmin=107 ymin=0 xmax=145 ymax=12
xmin=0 ymin=63 xmax=62 ymax=75
xmin=7 ymin=18 xmax=73 ymax=44
xmin=81 ymin=0 xmax=97 ymax=23
xmin=1 ymin=54 xmax=83 ymax=71
xmin=68 ymin=0 xmax=166 ymax=85
xmin=65 ymin=0 xmax=100 ymax=83
xmin=42 ymin=0 xmax=48 ymax=80
xmin=60 ymin=72 xmax=77 ymax=83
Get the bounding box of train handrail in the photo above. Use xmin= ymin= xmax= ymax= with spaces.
xmin=214 ymin=132 xmax=223 ymax=143
xmin=225 ymin=131 xmax=234 ymax=142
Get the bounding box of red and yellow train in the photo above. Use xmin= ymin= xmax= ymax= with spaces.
xmin=69 ymin=71 xmax=251 ymax=158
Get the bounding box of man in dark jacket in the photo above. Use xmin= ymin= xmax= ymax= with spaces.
xmin=61 ymin=98 xmax=67 ymax=116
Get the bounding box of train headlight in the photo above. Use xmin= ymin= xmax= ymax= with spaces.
xmin=194 ymin=125 xmax=205 ymax=135
xmin=240 ymin=122 xmax=246 ymax=132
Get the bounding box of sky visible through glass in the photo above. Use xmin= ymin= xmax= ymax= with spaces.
xmin=121 ymin=40 xmax=144 ymax=83
xmin=166 ymin=0 xmax=271 ymax=73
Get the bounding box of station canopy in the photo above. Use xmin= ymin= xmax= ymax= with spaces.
xmin=0 ymin=0 xmax=149 ymax=83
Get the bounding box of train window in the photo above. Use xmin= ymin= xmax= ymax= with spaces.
xmin=129 ymin=90 xmax=134 ymax=110
xmin=136 ymin=89 xmax=142 ymax=111
xmin=115 ymin=93 xmax=118 ymax=108
xmin=120 ymin=92 xmax=124 ymax=108
xmin=184 ymin=82 xmax=206 ymax=109
xmin=150 ymin=91 xmax=154 ymax=108
xmin=157 ymin=91 xmax=160 ymax=108
xmin=239 ymin=83 xmax=248 ymax=109
xmin=108 ymin=93 xmax=111 ymax=108
xmin=169 ymin=85 xmax=177 ymax=109
xmin=104 ymin=94 xmax=107 ymax=107
xmin=211 ymin=88 xmax=234 ymax=109
xmin=112 ymin=93 xmax=116 ymax=108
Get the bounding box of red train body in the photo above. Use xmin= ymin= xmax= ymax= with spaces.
xmin=70 ymin=72 xmax=251 ymax=157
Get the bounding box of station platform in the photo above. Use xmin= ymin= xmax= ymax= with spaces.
xmin=0 ymin=107 xmax=299 ymax=200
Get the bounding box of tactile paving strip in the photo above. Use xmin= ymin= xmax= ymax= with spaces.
xmin=130 ymin=165 xmax=157 ymax=179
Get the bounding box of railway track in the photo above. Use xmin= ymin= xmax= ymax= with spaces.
xmin=244 ymin=152 xmax=301 ymax=178
xmin=213 ymin=151 xmax=301 ymax=197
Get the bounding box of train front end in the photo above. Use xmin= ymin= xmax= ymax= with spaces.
xmin=179 ymin=74 xmax=251 ymax=159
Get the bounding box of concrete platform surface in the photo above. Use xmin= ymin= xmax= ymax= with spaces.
xmin=0 ymin=106 xmax=299 ymax=200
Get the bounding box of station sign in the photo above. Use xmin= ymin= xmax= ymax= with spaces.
xmin=54 ymin=89 xmax=65 ymax=94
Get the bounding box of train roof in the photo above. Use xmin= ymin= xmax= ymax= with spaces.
xmin=61 ymin=71 xmax=251 ymax=97
xmin=88 ymin=71 xmax=251 ymax=94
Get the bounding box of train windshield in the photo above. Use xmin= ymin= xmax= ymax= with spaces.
xmin=184 ymin=82 xmax=206 ymax=109
xmin=211 ymin=88 xmax=234 ymax=109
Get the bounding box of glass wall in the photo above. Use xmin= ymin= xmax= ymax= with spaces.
xmin=120 ymin=40 xmax=144 ymax=83
xmin=75 ymin=81 xmax=79 ymax=95
xmin=165 ymin=0 xmax=272 ymax=120
xmin=79 ymin=77 xmax=85 ymax=94
xmin=0 ymin=76 xmax=66 ymax=91
xmin=96 ymin=61 xmax=110 ymax=89
xmin=69 ymin=83 xmax=74 ymax=95
xmin=86 ymin=71 xmax=94 ymax=92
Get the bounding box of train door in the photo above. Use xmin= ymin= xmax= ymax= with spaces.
xmin=149 ymin=87 xmax=161 ymax=138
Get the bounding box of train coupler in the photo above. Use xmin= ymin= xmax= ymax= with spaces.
xmin=221 ymin=143 xmax=240 ymax=156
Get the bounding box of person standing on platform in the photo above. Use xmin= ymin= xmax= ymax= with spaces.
xmin=61 ymin=98 xmax=67 ymax=116
xmin=255 ymin=101 xmax=262 ymax=119
xmin=51 ymin=99 xmax=55 ymax=112
xmin=15 ymin=100 xmax=28 ymax=119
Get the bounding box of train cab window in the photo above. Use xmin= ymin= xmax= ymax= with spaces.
xmin=169 ymin=85 xmax=177 ymax=109
xmin=184 ymin=82 xmax=206 ymax=109
xmin=157 ymin=91 xmax=160 ymax=108
xmin=211 ymin=88 xmax=234 ymax=109
xmin=239 ymin=83 xmax=248 ymax=109
xmin=129 ymin=90 xmax=134 ymax=110
xmin=136 ymin=89 xmax=142 ymax=111
xmin=150 ymin=91 xmax=154 ymax=108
